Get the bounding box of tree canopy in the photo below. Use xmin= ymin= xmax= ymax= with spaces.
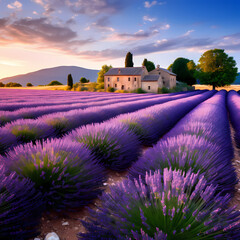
xmin=142 ymin=58 xmax=155 ymax=72
xmin=169 ymin=58 xmax=196 ymax=85
xmin=125 ymin=52 xmax=134 ymax=67
xmin=97 ymin=65 xmax=112 ymax=84
xmin=80 ymin=77 xmax=89 ymax=83
xmin=48 ymin=81 xmax=63 ymax=86
xmin=196 ymin=49 xmax=238 ymax=89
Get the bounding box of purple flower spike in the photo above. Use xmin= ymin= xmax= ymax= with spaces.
xmin=78 ymin=168 xmax=240 ymax=239
xmin=0 ymin=164 xmax=43 ymax=239
xmin=1 ymin=138 xmax=106 ymax=210
xmin=66 ymin=122 xmax=141 ymax=171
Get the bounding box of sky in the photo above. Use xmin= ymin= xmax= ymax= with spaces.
xmin=0 ymin=0 xmax=240 ymax=78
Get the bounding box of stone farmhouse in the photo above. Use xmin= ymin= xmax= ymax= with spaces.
xmin=104 ymin=65 xmax=176 ymax=93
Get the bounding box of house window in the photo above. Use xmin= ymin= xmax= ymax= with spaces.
xmin=117 ymin=77 xmax=119 ymax=82
xmin=108 ymin=78 xmax=110 ymax=82
xmin=148 ymin=86 xmax=151 ymax=90
xmin=121 ymin=85 xmax=124 ymax=90
xmin=108 ymin=84 xmax=110 ymax=87
xmin=128 ymin=77 xmax=131 ymax=81
xmin=115 ymin=84 xmax=117 ymax=87
xmin=134 ymin=77 xmax=137 ymax=81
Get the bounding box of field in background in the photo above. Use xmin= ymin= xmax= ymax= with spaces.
xmin=194 ymin=84 xmax=240 ymax=91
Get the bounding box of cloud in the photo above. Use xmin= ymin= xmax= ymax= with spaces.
xmin=0 ymin=17 xmax=95 ymax=54
xmin=144 ymin=1 xmax=157 ymax=8
xmin=143 ymin=15 xmax=157 ymax=22
xmin=7 ymin=1 xmax=22 ymax=9
xmin=32 ymin=0 xmax=128 ymax=16
xmin=75 ymin=34 xmax=217 ymax=61
xmin=86 ymin=16 xmax=115 ymax=32
xmin=144 ymin=1 xmax=166 ymax=8
xmin=104 ymin=29 xmax=159 ymax=42
xmin=150 ymin=23 xmax=170 ymax=31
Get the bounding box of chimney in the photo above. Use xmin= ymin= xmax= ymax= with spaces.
xmin=157 ymin=64 xmax=160 ymax=69
xmin=118 ymin=69 xmax=121 ymax=74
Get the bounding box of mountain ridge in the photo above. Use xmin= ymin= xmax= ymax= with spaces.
xmin=0 ymin=66 xmax=99 ymax=86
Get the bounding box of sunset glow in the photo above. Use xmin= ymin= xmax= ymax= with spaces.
xmin=0 ymin=0 xmax=240 ymax=78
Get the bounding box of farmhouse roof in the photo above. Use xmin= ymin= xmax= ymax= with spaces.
xmin=142 ymin=75 xmax=160 ymax=81
xmin=104 ymin=67 xmax=145 ymax=76
xmin=149 ymin=67 xmax=177 ymax=76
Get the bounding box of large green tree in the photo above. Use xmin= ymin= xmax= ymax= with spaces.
xmin=142 ymin=58 xmax=155 ymax=72
xmin=169 ymin=58 xmax=196 ymax=85
xmin=196 ymin=49 xmax=238 ymax=90
xmin=125 ymin=52 xmax=134 ymax=67
xmin=97 ymin=65 xmax=112 ymax=84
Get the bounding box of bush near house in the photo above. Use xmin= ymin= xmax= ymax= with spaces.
xmin=107 ymin=87 xmax=115 ymax=92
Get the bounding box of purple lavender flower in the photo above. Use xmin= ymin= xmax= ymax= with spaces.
xmin=0 ymin=164 xmax=43 ymax=239
xmin=2 ymin=138 xmax=106 ymax=210
xmin=129 ymin=134 xmax=236 ymax=195
xmin=79 ymin=168 xmax=240 ymax=239
xmin=66 ymin=122 xmax=141 ymax=171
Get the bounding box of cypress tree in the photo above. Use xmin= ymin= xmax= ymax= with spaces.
xmin=67 ymin=74 xmax=73 ymax=88
xmin=125 ymin=52 xmax=134 ymax=67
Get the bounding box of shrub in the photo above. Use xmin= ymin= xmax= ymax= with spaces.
xmin=129 ymin=134 xmax=237 ymax=195
xmin=4 ymin=119 xmax=54 ymax=144
xmin=79 ymin=168 xmax=240 ymax=239
xmin=3 ymin=139 xmax=106 ymax=210
xmin=96 ymin=82 xmax=104 ymax=90
xmin=0 ymin=128 xmax=17 ymax=155
xmin=158 ymin=87 xmax=170 ymax=94
xmin=66 ymin=123 xmax=141 ymax=171
xmin=0 ymin=82 xmax=5 ymax=87
xmin=80 ymin=77 xmax=90 ymax=83
xmin=0 ymin=164 xmax=43 ymax=239
xmin=26 ymin=83 xmax=33 ymax=87
xmin=5 ymin=82 xmax=22 ymax=87
xmin=107 ymin=87 xmax=115 ymax=92
xmin=47 ymin=81 xmax=63 ymax=86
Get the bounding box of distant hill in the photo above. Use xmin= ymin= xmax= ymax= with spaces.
xmin=234 ymin=73 xmax=240 ymax=84
xmin=0 ymin=66 xmax=99 ymax=86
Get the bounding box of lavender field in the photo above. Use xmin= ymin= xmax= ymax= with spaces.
xmin=0 ymin=89 xmax=240 ymax=240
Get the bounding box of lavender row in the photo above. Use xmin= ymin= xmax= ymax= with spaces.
xmin=0 ymin=90 xmax=162 ymax=111
xmin=129 ymin=90 xmax=236 ymax=195
xmin=65 ymin=91 xmax=214 ymax=171
xmin=79 ymin=91 xmax=240 ymax=239
xmin=0 ymin=91 xmax=203 ymax=154
xmin=227 ymin=90 xmax=240 ymax=149
xmin=0 ymin=92 xmax=192 ymax=126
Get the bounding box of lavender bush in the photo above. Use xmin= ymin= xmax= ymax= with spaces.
xmin=129 ymin=134 xmax=237 ymax=195
xmin=0 ymin=164 xmax=43 ymax=239
xmin=79 ymin=168 xmax=240 ymax=239
xmin=2 ymin=139 xmax=106 ymax=210
xmin=66 ymin=123 xmax=141 ymax=171
xmin=4 ymin=119 xmax=54 ymax=144
xmin=227 ymin=90 xmax=240 ymax=148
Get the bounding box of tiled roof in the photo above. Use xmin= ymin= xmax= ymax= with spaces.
xmin=104 ymin=67 xmax=144 ymax=76
xmin=142 ymin=75 xmax=160 ymax=81
xmin=149 ymin=67 xmax=177 ymax=76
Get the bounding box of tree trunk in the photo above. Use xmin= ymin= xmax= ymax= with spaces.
xmin=212 ymin=84 xmax=216 ymax=90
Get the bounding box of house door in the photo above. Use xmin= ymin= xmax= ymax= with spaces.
xmin=121 ymin=85 xmax=124 ymax=90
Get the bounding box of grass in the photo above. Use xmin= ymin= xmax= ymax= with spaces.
xmin=194 ymin=84 xmax=240 ymax=91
